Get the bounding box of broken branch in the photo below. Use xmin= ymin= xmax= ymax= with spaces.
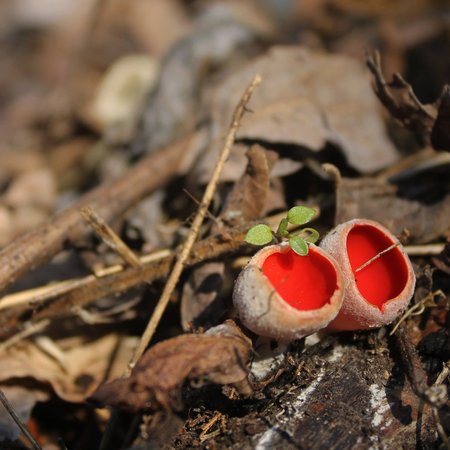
xmin=0 ymin=136 xmax=187 ymax=294
xmin=127 ymin=74 xmax=262 ymax=372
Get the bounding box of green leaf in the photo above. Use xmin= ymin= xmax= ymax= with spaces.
xmin=287 ymin=206 xmax=315 ymax=225
xmin=289 ymin=236 xmax=309 ymax=256
xmin=245 ymin=224 xmax=273 ymax=246
xmin=302 ymin=227 xmax=320 ymax=244
xmin=277 ymin=218 xmax=289 ymax=237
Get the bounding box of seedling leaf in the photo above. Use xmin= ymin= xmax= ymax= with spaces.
xmin=277 ymin=218 xmax=289 ymax=237
xmin=245 ymin=224 xmax=273 ymax=245
xmin=287 ymin=206 xmax=315 ymax=225
xmin=289 ymin=236 xmax=309 ymax=256
xmin=302 ymin=228 xmax=320 ymax=244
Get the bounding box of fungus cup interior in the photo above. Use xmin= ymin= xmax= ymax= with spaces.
xmin=261 ymin=247 xmax=338 ymax=311
xmin=346 ymin=224 xmax=408 ymax=310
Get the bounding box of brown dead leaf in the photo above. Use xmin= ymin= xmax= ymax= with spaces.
xmin=181 ymin=262 xmax=225 ymax=332
xmin=335 ymin=176 xmax=450 ymax=242
xmin=222 ymin=145 xmax=278 ymax=225
xmin=367 ymin=51 xmax=437 ymax=142
xmin=90 ymin=321 xmax=252 ymax=412
xmin=367 ymin=52 xmax=450 ymax=152
xmin=0 ymin=332 xmax=138 ymax=403
xmin=206 ymin=46 xmax=398 ymax=173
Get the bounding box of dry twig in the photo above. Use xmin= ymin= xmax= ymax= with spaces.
xmin=127 ymin=74 xmax=262 ymax=372
xmin=0 ymin=390 xmax=42 ymax=450
xmin=0 ymin=225 xmax=251 ymax=339
xmin=81 ymin=206 xmax=141 ymax=269
xmin=0 ymin=136 xmax=187 ymax=294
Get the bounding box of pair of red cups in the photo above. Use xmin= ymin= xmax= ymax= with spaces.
xmin=233 ymin=219 xmax=416 ymax=342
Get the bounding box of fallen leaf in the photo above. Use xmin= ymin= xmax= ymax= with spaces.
xmin=335 ymin=176 xmax=450 ymax=242
xmin=90 ymin=320 xmax=252 ymax=412
xmin=222 ymin=145 xmax=278 ymax=225
xmin=180 ymin=262 xmax=225 ymax=332
xmin=132 ymin=10 xmax=258 ymax=156
xmin=0 ymin=331 xmax=138 ymax=403
xmin=367 ymin=52 xmax=450 ymax=152
xmin=206 ymin=46 xmax=398 ymax=173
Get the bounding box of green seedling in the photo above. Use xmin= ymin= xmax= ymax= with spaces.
xmin=245 ymin=206 xmax=319 ymax=256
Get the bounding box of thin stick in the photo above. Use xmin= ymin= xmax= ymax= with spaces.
xmin=0 ymin=320 xmax=50 ymax=353
xmin=0 ymin=207 xmax=299 ymax=314
xmin=81 ymin=206 xmax=141 ymax=268
xmin=432 ymin=362 xmax=450 ymax=449
xmin=182 ymin=188 xmax=220 ymax=225
xmin=0 ymin=136 xmax=186 ymax=294
xmin=390 ymin=290 xmax=445 ymax=336
xmin=355 ymin=243 xmax=400 ymax=273
xmin=404 ymin=243 xmax=445 ymax=256
xmin=0 ymin=390 xmax=42 ymax=450
xmin=126 ymin=74 xmax=262 ymax=373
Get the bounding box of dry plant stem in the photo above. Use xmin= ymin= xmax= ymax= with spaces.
xmin=0 ymin=208 xmax=303 ymax=313
xmin=0 ymin=390 xmax=42 ymax=450
xmin=0 ymin=249 xmax=171 ymax=312
xmin=0 ymin=320 xmax=50 ymax=353
xmin=390 ymin=290 xmax=445 ymax=336
xmin=355 ymin=242 xmax=400 ymax=273
xmin=127 ymin=74 xmax=262 ymax=373
xmin=394 ymin=324 xmax=450 ymax=448
xmin=0 ymin=137 xmax=186 ymax=295
xmin=404 ymin=243 xmax=445 ymax=256
xmin=81 ymin=206 xmax=141 ymax=268
xmin=0 ymin=226 xmax=250 ymax=338
xmin=394 ymin=323 xmax=429 ymax=397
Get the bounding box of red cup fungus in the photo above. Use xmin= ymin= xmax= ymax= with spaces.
xmin=232 ymin=243 xmax=344 ymax=342
xmin=320 ymin=219 xmax=415 ymax=331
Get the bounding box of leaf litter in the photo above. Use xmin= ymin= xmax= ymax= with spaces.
xmin=0 ymin=1 xmax=448 ymax=449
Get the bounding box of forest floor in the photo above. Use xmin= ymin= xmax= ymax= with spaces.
xmin=0 ymin=1 xmax=449 ymax=449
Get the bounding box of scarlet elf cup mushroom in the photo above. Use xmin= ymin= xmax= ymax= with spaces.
xmin=320 ymin=219 xmax=416 ymax=331
xmin=233 ymin=243 xmax=344 ymax=342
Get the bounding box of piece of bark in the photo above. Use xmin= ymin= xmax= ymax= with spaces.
xmin=176 ymin=335 xmax=441 ymax=449
xmin=90 ymin=320 xmax=252 ymax=412
xmin=0 ymin=137 xmax=186 ymax=295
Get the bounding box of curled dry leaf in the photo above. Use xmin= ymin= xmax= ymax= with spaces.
xmin=335 ymin=176 xmax=450 ymax=243
xmin=222 ymin=144 xmax=278 ymax=224
xmin=90 ymin=320 xmax=252 ymax=412
xmin=204 ymin=46 xmax=398 ymax=174
xmin=0 ymin=333 xmax=138 ymax=403
xmin=367 ymin=52 xmax=450 ymax=152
